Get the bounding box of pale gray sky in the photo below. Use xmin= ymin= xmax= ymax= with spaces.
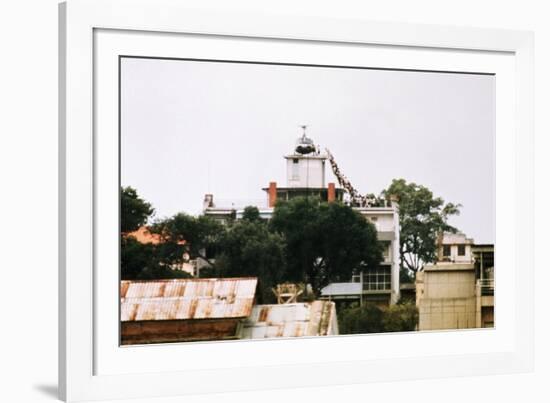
xmin=121 ymin=57 xmax=495 ymax=244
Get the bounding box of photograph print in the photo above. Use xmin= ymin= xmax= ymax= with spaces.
xmin=119 ymin=56 xmax=495 ymax=345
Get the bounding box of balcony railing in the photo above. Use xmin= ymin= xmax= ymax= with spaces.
xmin=479 ymin=279 xmax=495 ymax=296
xmin=210 ymin=199 xmax=269 ymax=209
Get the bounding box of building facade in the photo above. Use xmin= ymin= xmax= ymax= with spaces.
xmin=204 ymin=130 xmax=401 ymax=305
xmin=472 ymin=244 xmax=495 ymax=328
xmin=416 ymin=232 xmax=494 ymax=330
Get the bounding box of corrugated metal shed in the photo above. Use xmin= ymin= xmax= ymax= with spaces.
xmin=240 ymin=301 xmax=338 ymax=339
xmin=120 ymin=277 xmax=257 ymax=321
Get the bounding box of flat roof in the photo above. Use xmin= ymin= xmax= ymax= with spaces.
xmin=423 ymin=263 xmax=475 ymax=272
xmin=261 ymin=187 xmax=344 ymax=192
xmin=320 ymin=282 xmax=362 ymax=296
xmin=283 ymin=154 xmax=328 ymax=160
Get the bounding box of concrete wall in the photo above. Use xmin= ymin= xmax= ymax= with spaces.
xmin=285 ymin=156 xmax=326 ymax=188
xmin=416 ymin=266 xmax=478 ymax=330
xmin=437 ymin=232 xmax=474 ymax=263
xmin=359 ymin=211 xmax=395 ymax=232
xmin=438 ymin=244 xmax=473 ymax=264
xmin=357 ymin=208 xmax=401 ymax=304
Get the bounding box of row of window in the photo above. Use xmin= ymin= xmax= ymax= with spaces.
xmin=363 ymin=267 xmax=391 ymax=291
xmin=442 ymin=244 xmax=466 ymax=257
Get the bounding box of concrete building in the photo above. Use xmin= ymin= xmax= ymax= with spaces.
xmin=472 ymin=244 xmax=495 ymax=328
xmin=204 ymin=129 xmax=401 ymax=305
xmin=261 ymin=132 xmax=344 ymax=205
xmin=416 ymin=232 xmax=495 ymax=331
xmin=435 ymin=231 xmax=475 ymax=264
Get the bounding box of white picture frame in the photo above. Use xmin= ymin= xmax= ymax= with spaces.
xmin=59 ymin=0 xmax=534 ymax=401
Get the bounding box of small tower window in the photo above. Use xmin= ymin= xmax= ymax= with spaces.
xmin=458 ymin=244 xmax=466 ymax=256
xmin=292 ymin=159 xmax=300 ymax=180
xmin=443 ymin=245 xmax=451 ymax=257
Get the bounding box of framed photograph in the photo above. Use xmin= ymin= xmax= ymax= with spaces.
xmin=59 ymin=0 xmax=534 ymax=401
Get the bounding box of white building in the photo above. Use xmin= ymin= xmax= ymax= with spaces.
xmin=204 ymin=130 xmax=401 ymax=305
xmin=319 ymin=204 xmax=401 ymax=306
xmin=435 ymin=231 xmax=474 ymax=264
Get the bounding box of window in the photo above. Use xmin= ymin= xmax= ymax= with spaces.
xmin=457 ymin=244 xmax=465 ymax=256
xmin=363 ymin=267 xmax=391 ymax=291
xmin=382 ymin=241 xmax=391 ymax=262
xmin=443 ymin=245 xmax=451 ymax=257
xmin=292 ymin=159 xmax=300 ymax=180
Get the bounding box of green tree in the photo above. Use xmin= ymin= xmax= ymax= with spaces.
xmin=271 ymin=197 xmax=382 ymax=295
xmin=120 ymin=187 xmax=184 ymax=279
xmin=216 ymin=218 xmax=286 ymax=303
xmin=383 ymin=179 xmax=461 ymax=275
xmin=149 ymin=213 xmax=225 ymax=271
xmin=382 ymin=302 xmax=419 ymax=332
xmin=121 ymin=236 xmax=157 ymax=279
xmin=121 ymin=232 xmax=192 ymax=280
xmin=121 ymin=186 xmax=154 ymax=233
xmin=315 ymin=201 xmax=382 ymax=292
xmin=339 ymin=302 xmax=418 ymax=334
xmin=241 ymin=206 xmax=262 ymax=222
xmin=339 ymin=304 xmax=385 ymax=334
xmin=270 ymin=197 xmax=323 ymax=289
xmin=399 ymin=267 xmax=415 ymax=284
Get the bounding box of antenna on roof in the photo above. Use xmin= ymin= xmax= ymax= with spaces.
xmin=300 ymin=124 xmax=308 ymax=138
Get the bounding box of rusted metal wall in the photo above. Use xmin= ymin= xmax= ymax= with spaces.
xmin=121 ymin=318 xmax=241 ymax=345
xmin=240 ymin=301 xmax=338 ymax=339
xmin=121 ymin=278 xmax=257 ymax=321
xmin=120 ymin=278 xmax=258 ymax=344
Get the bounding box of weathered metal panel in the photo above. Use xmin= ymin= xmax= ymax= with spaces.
xmin=240 ymin=301 xmax=338 ymax=339
xmin=121 ymin=278 xmax=257 ymax=321
xmin=121 ymin=318 xmax=241 ymax=345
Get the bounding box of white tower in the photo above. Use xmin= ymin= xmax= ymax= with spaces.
xmin=285 ymin=126 xmax=327 ymax=188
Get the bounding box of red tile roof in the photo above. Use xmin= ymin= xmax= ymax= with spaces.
xmin=125 ymin=226 xmax=185 ymax=245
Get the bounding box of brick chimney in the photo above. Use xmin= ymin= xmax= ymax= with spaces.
xmin=268 ymin=182 xmax=277 ymax=207
xmin=328 ymin=182 xmax=336 ymax=202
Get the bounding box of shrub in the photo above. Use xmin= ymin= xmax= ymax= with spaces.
xmin=339 ymin=304 xmax=385 ymax=334
xmin=382 ymin=303 xmax=419 ymax=332
xmin=338 ymin=302 xmax=419 ymax=334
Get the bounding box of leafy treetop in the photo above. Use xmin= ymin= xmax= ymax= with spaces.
xmin=121 ymin=186 xmax=154 ymax=233
xmin=382 ymin=178 xmax=461 ymax=274
xmin=270 ymin=197 xmax=382 ymax=295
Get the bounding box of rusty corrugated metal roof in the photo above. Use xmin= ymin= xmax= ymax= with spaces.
xmin=121 ymin=278 xmax=257 ymax=322
xmin=240 ymin=301 xmax=338 ymax=339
